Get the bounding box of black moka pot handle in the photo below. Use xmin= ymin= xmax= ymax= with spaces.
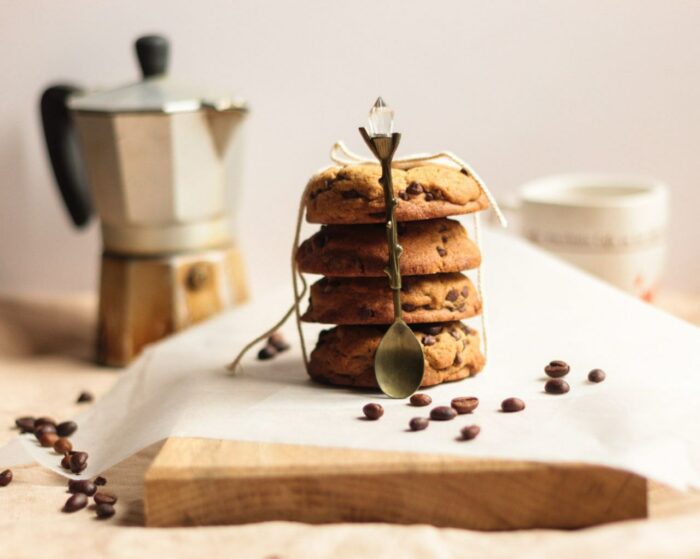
xmin=40 ymin=85 xmax=93 ymax=227
xmin=135 ymin=35 xmax=169 ymax=78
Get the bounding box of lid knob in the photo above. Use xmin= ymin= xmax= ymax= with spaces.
xmin=135 ymin=35 xmax=169 ymax=78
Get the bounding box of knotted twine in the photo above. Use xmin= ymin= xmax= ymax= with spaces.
xmin=227 ymin=141 xmax=507 ymax=372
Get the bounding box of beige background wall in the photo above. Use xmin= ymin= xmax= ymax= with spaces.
xmin=0 ymin=0 xmax=698 ymax=297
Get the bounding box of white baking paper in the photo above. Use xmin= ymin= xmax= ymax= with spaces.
xmin=2 ymin=228 xmax=700 ymax=489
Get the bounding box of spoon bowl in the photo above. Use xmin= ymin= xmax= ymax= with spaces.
xmin=374 ymin=319 xmax=425 ymax=398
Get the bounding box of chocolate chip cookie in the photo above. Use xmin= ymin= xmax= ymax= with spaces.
xmin=303 ymin=273 xmax=481 ymax=325
xmin=296 ymin=218 xmax=480 ymax=277
xmin=308 ymin=322 xmax=485 ymax=388
xmin=305 ymin=164 xmax=489 ymax=224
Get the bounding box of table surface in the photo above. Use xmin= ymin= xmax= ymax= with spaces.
xmin=1 ymin=292 xmax=700 ymax=559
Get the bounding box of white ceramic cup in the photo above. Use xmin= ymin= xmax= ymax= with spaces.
xmin=507 ymin=175 xmax=669 ymax=300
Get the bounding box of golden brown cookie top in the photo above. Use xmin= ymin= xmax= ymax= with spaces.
xmin=305 ymin=164 xmax=488 ymax=224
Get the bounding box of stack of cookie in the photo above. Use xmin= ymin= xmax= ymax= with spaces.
xmin=296 ymin=163 xmax=488 ymax=388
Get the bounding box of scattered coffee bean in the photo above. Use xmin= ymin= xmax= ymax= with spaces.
xmin=544 ymin=360 xmax=570 ymax=378
xmin=409 ymin=417 xmax=429 ymax=431
xmin=39 ymin=432 xmax=59 ymax=448
xmin=94 ymin=476 xmax=107 ymax=486
xmin=545 ymin=378 xmax=570 ymax=395
xmin=0 ymin=469 xmax=12 ymax=487
xmin=69 ymin=451 xmax=88 ymax=474
xmin=63 ymin=493 xmax=88 ymax=513
xmin=501 ymin=397 xmax=526 ymax=413
xmin=588 ymin=369 xmax=606 ymax=383
xmin=363 ymin=403 xmax=384 ymax=420
xmin=76 ymin=391 xmax=94 ymax=404
xmin=268 ymin=332 xmax=290 ymax=352
xmin=34 ymin=423 xmax=56 ymax=440
xmin=61 ymin=455 xmax=71 ymax=470
xmin=422 ymin=335 xmax=436 ymax=346
xmin=56 ymin=421 xmax=78 ymax=438
xmin=14 ymin=416 xmax=35 ymax=433
xmin=409 ymin=393 xmax=432 ymax=407
xmin=68 ymin=479 xmax=97 ymax=496
xmin=430 ymin=406 xmax=457 ymax=421
xmin=53 ymin=437 xmax=73 ymax=454
xmin=460 ymin=425 xmax=481 ymax=440
xmin=35 ymin=417 xmax=56 ymax=428
xmin=94 ymin=491 xmax=118 ymax=505
xmin=451 ymin=396 xmax=479 ymax=414
xmin=257 ymin=345 xmax=277 ymax=360
xmin=95 ymin=503 xmax=115 ymax=519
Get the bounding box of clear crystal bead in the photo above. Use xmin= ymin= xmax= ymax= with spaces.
xmin=368 ymin=97 xmax=393 ymax=136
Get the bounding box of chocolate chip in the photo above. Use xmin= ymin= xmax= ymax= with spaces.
xmin=453 ymin=353 xmax=463 ymax=365
xmin=341 ymin=189 xmax=362 ymax=199
xmin=398 ymin=190 xmax=409 ymax=201
xmin=77 ymin=391 xmax=94 ymax=404
xmin=461 ymin=286 xmax=469 ymax=297
xmin=449 ymin=329 xmax=461 ymax=340
xmin=424 ymin=192 xmax=435 ymax=201
xmin=406 ymin=182 xmax=424 ymax=195
xmin=53 ymin=438 xmax=73 ymax=454
xmin=409 ymin=417 xmax=429 ymax=431
xmin=545 ymin=378 xmax=570 ymax=394
xmin=451 ymin=397 xmax=479 ymax=414
xmin=460 ymin=425 xmax=481 ymax=440
xmin=68 ymin=479 xmax=96 ymax=496
xmin=56 ymin=421 xmax=77 ymax=438
xmin=544 ymin=360 xmax=570 ymax=378
xmin=410 ymin=393 xmax=432 ymax=407
xmin=441 ymin=235 xmax=449 ymax=243
xmin=14 ymin=416 xmax=35 ymax=433
xmin=39 ymin=432 xmax=59 ymax=448
xmin=436 ymin=247 xmax=447 ymax=257
xmin=368 ymin=212 xmax=385 ymax=219
xmin=95 ymin=503 xmax=115 ymax=519
xmin=313 ymin=231 xmax=328 ymax=248
xmin=401 ymin=303 xmax=417 ymax=312
xmin=0 ymin=469 xmax=12 ymax=487
xmin=63 ymin=493 xmax=88 ymax=513
xmin=94 ymin=476 xmax=107 ymax=486
xmin=257 ymin=345 xmax=277 ymax=360
xmin=268 ymin=332 xmax=290 ymax=352
xmin=69 ymin=451 xmax=88 ymax=474
xmin=588 ymin=368 xmax=606 ymax=383
xmin=446 ymin=289 xmax=459 ymax=302
xmin=94 ymin=491 xmax=118 ymax=505
xmin=363 ymin=403 xmax=384 ymax=420
xmin=358 ymin=307 xmax=374 ymax=320
xmin=422 ymin=325 xmax=442 ymax=336
xmin=430 ymin=406 xmax=457 ymax=421
xmin=422 ymin=335 xmax=437 ymax=346
xmin=501 ymin=398 xmax=526 ymax=413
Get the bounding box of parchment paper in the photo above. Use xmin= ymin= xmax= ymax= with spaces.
xmin=2 ymin=228 xmax=700 ymax=488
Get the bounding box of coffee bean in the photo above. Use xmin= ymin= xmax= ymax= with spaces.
xmin=406 ymin=182 xmax=424 ymax=195
xmin=422 ymin=335 xmax=436 ymax=346
xmin=63 ymin=493 xmax=87 ymax=513
xmin=436 ymin=247 xmax=447 ymax=256
xmin=35 ymin=417 xmax=56 ymax=428
xmin=39 ymin=432 xmax=59 ymax=448
xmin=257 ymin=345 xmax=277 ymax=360
xmin=0 ymin=469 xmax=12 ymax=487
xmin=588 ymin=369 xmax=606 ymax=383
xmin=76 ymin=391 xmax=94 ymax=404
xmin=460 ymin=425 xmax=481 ymax=441
xmin=69 ymin=452 xmax=88 ymax=474
xmin=56 ymin=421 xmax=77 ymax=438
xmin=95 ymin=503 xmax=115 ymax=519
xmin=430 ymin=406 xmax=457 ymax=421
xmin=68 ymin=479 xmax=97 ymax=496
xmin=33 ymin=423 xmax=56 ymax=440
xmin=14 ymin=416 xmax=35 ymax=433
xmin=501 ymin=397 xmax=525 ymax=413
xmin=409 ymin=393 xmax=432 ymax=407
xmin=53 ymin=437 xmax=73 ymax=454
xmin=451 ymin=396 xmax=479 ymax=414
xmin=545 ymin=378 xmax=570 ymax=395
xmin=362 ymin=403 xmax=384 ymax=420
xmin=409 ymin=417 xmax=429 ymax=431
xmin=268 ymin=332 xmax=290 ymax=352
xmin=61 ymin=455 xmax=71 ymax=470
xmin=446 ymin=289 xmax=459 ymax=302
xmin=94 ymin=491 xmax=118 ymax=505
xmin=544 ymin=360 xmax=570 ymax=378
xmin=94 ymin=476 xmax=107 ymax=486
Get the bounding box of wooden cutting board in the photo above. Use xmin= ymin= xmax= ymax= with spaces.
xmin=144 ymin=437 xmax=646 ymax=529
